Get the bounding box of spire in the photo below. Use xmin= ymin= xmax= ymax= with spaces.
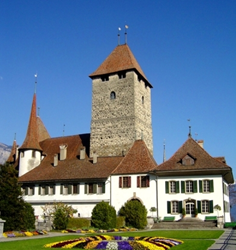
xmin=20 ymin=93 xmax=42 ymax=151
xmin=163 ymin=139 xmax=166 ymax=162
xmin=6 ymin=136 xmax=18 ymax=163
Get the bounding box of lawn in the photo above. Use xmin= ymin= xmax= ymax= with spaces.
xmin=0 ymin=230 xmax=223 ymax=250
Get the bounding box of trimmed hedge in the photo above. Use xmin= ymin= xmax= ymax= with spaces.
xmin=67 ymin=218 xmax=91 ymax=228
xmin=116 ymin=216 xmax=125 ymax=228
xmin=224 ymin=222 xmax=236 ymax=228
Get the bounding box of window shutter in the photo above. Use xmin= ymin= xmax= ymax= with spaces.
xmin=45 ymin=186 xmax=48 ymax=195
xmin=181 ymin=181 xmax=185 ymax=193
xmin=68 ymin=185 xmax=72 ymax=194
xmin=77 ymin=184 xmax=80 ymax=194
xmin=53 ymin=185 xmax=56 ymax=195
xmin=119 ymin=177 xmax=122 ymax=188
xmin=84 ymin=184 xmax=87 ymax=194
xmin=178 ymin=201 xmax=182 ymax=213
xmin=199 ymin=180 xmax=202 ymax=193
xmin=102 ymin=183 xmax=105 ymax=193
xmin=197 ymin=201 xmax=201 ymax=213
xmin=193 ymin=181 xmax=198 ymax=193
xmin=176 ymin=181 xmax=179 ymax=193
xmin=60 ymin=184 xmax=63 ymax=194
xmin=93 ymin=184 xmax=97 ymax=193
xmin=32 ymin=186 xmax=35 ymax=195
xmin=137 ymin=176 xmax=140 ymax=187
xmin=210 ymin=180 xmax=214 ymax=192
xmin=165 ymin=181 xmax=169 ymax=193
xmin=167 ymin=201 xmax=171 ymax=213
xmin=209 ymin=200 xmax=213 ymax=213
xmin=147 ymin=176 xmax=150 ymax=187
xmin=128 ymin=176 xmax=131 ymax=188
xmin=25 ymin=187 xmax=28 ymax=195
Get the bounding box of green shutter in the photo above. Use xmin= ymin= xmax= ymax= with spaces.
xmin=176 ymin=181 xmax=179 ymax=193
xmin=77 ymin=184 xmax=80 ymax=194
xmin=178 ymin=201 xmax=182 ymax=213
xmin=199 ymin=180 xmax=202 ymax=193
xmin=68 ymin=185 xmax=72 ymax=194
xmin=32 ymin=186 xmax=35 ymax=195
xmin=53 ymin=185 xmax=56 ymax=195
xmin=167 ymin=201 xmax=171 ymax=214
xmin=181 ymin=181 xmax=185 ymax=193
xmin=60 ymin=184 xmax=63 ymax=194
xmin=193 ymin=181 xmax=198 ymax=193
xmin=197 ymin=201 xmax=201 ymax=213
xmin=25 ymin=187 xmax=28 ymax=195
xmin=209 ymin=200 xmax=213 ymax=213
xmin=165 ymin=181 xmax=169 ymax=193
xmin=93 ymin=184 xmax=97 ymax=193
xmin=39 ymin=186 xmax=41 ymax=195
xmin=45 ymin=186 xmax=48 ymax=195
xmin=210 ymin=180 xmax=214 ymax=192
xmin=85 ymin=184 xmax=87 ymax=194
xmin=102 ymin=183 xmax=105 ymax=193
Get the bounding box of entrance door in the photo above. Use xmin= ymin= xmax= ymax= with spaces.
xmin=186 ymin=201 xmax=195 ymax=217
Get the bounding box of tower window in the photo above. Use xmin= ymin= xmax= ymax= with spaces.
xmin=142 ymin=96 xmax=144 ymax=104
xmin=32 ymin=150 xmax=36 ymax=158
xmin=110 ymin=91 xmax=116 ymax=100
xmin=118 ymin=72 xmax=126 ymax=79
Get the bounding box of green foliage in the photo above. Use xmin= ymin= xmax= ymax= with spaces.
xmin=182 ymin=208 xmax=186 ymax=216
xmin=116 ymin=216 xmax=125 ymax=228
xmin=53 ymin=208 xmax=68 ymax=230
xmin=119 ymin=200 xmax=147 ymax=229
xmin=91 ymin=201 xmax=116 ymax=229
xmin=67 ymin=217 xmax=90 ymax=228
xmin=0 ymin=162 xmax=35 ymax=231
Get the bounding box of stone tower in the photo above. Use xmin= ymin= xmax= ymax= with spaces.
xmin=89 ymin=44 xmax=153 ymax=157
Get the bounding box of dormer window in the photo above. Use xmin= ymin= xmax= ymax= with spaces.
xmin=181 ymin=154 xmax=195 ymax=166
xmin=110 ymin=91 xmax=116 ymax=100
xmin=118 ymin=71 xmax=126 ymax=79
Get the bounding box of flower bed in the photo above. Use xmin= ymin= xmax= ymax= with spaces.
xmin=3 ymin=230 xmax=47 ymax=238
xmin=62 ymin=227 xmax=137 ymax=234
xmin=44 ymin=235 xmax=183 ymax=249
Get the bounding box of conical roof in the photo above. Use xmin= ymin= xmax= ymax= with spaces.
xmin=20 ymin=94 xmax=42 ymax=151
xmin=89 ymin=44 xmax=152 ymax=88
xmin=37 ymin=116 xmax=50 ymax=142
xmin=6 ymin=139 xmax=17 ymax=163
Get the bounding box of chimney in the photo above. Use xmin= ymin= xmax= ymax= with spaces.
xmin=54 ymin=154 xmax=58 ymax=166
xmin=80 ymin=147 xmax=85 ymax=160
xmin=59 ymin=144 xmax=68 ymax=160
xmin=198 ymin=140 xmax=204 ymax=148
xmin=93 ymin=151 xmax=97 ymax=164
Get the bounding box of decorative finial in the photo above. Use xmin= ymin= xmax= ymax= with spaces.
xmin=187 ymin=119 xmax=191 ymax=138
xmin=118 ymin=27 xmax=121 ymax=45
xmin=125 ymin=24 xmax=128 ymax=44
xmin=34 ymin=73 xmax=37 ymax=93
xmin=14 ymin=132 xmax=16 ymax=141
xmin=63 ymin=124 xmax=65 ymax=136
xmin=163 ymin=139 xmax=166 ymax=162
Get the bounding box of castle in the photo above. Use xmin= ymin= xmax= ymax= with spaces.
xmin=7 ymin=41 xmax=234 ymax=222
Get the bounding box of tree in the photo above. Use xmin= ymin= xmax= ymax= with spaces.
xmin=119 ymin=200 xmax=147 ymax=229
xmin=229 ymin=183 xmax=236 ymax=221
xmin=0 ymin=162 xmax=35 ymax=231
xmin=53 ymin=208 xmax=68 ymax=230
xmin=91 ymin=201 xmax=116 ymax=229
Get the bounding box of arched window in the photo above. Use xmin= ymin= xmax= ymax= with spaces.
xmin=110 ymin=91 xmax=116 ymax=100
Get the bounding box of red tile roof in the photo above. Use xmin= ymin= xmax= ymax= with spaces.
xmin=19 ymin=94 xmax=42 ymax=151
xmin=154 ymin=137 xmax=234 ymax=183
xmin=89 ymin=44 xmax=152 ymax=87
xmin=37 ymin=116 xmax=50 ymax=142
xmin=112 ymin=140 xmax=158 ymax=175
xmin=6 ymin=140 xmax=17 ymax=163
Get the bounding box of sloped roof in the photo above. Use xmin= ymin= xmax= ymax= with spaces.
xmin=19 ymin=94 xmax=42 ymax=151
xmin=89 ymin=44 xmax=152 ymax=87
xmin=6 ymin=140 xmax=17 ymax=163
xmin=37 ymin=116 xmax=50 ymax=142
xmin=154 ymin=137 xmax=234 ymax=183
xmin=18 ymin=134 xmax=124 ymax=183
xmin=112 ymin=140 xmax=158 ymax=175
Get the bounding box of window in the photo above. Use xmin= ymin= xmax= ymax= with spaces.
xmin=48 ymin=185 xmax=55 ymax=195
xmin=40 ymin=186 xmax=46 ymax=195
xmin=181 ymin=180 xmax=197 ymax=193
xmin=202 ymin=200 xmax=209 ymax=213
xmin=20 ymin=151 xmax=24 ymax=158
xmin=203 ymin=180 xmax=210 ymax=192
xmin=167 ymin=201 xmax=182 ymax=214
xmin=84 ymin=183 xmax=105 ymax=194
xmin=72 ymin=184 xmax=79 ymax=194
xmin=97 ymin=183 xmax=103 ymax=194
xmin=32 ymin=150 xmax=36 ymax=158
xmin=119 ymin=176 xmax=131 ymax=188
xmin=137 ymin=176 xmax=150 ymax=188
xmin=186 ymin=181 xmax=193 ymax=193
xmin=28 ymin=186 xmax=34 ymax=196
xmin=165 ymin=181 xmax=179 ymax=194
xmin=199 ymin=180 xmax=214 ymax=193
xmin=110 ymin=91 xmax=116 ymax=100
xmin=182 ymin=154 xmax=195 ymax=166
xmin=224 ymin=201 xmax=229 ymax=212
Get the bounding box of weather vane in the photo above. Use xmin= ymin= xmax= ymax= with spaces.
xmin=118 ymin=27 xmax=121 ymax=45
xmin=34 ymin=73 xmax=37 ymax=93
xmin=125 ymin=24 xmax=128 ymax=44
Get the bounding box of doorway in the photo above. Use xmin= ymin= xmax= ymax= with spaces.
xmin=185 ymin=201 xmax=195 ymax=217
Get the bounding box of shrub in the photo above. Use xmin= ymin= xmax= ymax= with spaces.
xmin=67 ymin=217 xmax=90 ymax=228
xmin=91 ymin=201 xmax=116 ymax=229
xmin=119 ymin=200 xmax=147 ymax=229
xmin=22 ymin=202 xmax=35 ymax=230
xmin=53 ymin=208 xmax=68 ymax=230
xmin=116 ymin=216 xmax=125 ymax=228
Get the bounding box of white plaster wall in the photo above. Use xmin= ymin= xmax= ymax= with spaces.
xmin=110 ymin=174 xmax=157 ymax=217
xmin=157 ymin=175 xmax=230 ymax=221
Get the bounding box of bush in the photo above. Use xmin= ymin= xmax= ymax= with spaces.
xmin=119 ymin=200 xmax=147 ymax=229
xmin=91 ymin=201 xmax=116 ymax=229
xmin=67 ymin=217 xmax=90 ymax=228
xmin=116 ymin=216 xmax=125 ymax=228
xmin=53 ymin=208 xmax=68 ymax=230
xmin=22 ymin=202 xmax=35 ymax=230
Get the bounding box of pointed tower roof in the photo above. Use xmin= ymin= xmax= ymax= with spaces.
xmin=89 ymin=44 xmax=152 ymax=88
xmin=112 ymin=140 xmax=158 ymax=175
xmin=6 ymin=139 xmax=17 ymax=163
xmin=20 ymin=94 xmax=42 ymax=151
xmin=37 ymin=116 xmax=50 ymax=142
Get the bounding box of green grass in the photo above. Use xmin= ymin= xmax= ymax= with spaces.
xmin=0 ymin=230 xmax=223 ymax=250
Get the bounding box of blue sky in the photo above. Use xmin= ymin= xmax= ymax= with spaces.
xmin=1 ymin=0 xmax=235 ymax=177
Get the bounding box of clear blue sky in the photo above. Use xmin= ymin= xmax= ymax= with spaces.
xmin=1 ymin=0 xmax=235 ymax=177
